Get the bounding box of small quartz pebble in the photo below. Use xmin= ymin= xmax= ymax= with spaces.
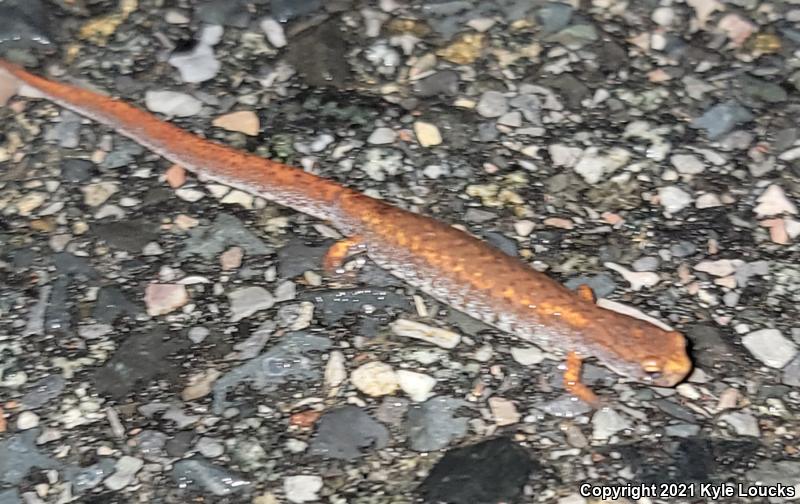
xmin=696 ymin=193 xmax=722 ymax=209
xmin=212 ymin=111 xmax=260 ymax=136
xmin=145 ymin=90 xmax=202 ymax=117
xmin=396 ymin=370 xmax=436 ymax=402
xmin=414 ymin=121 xmax=442 ymax=147
xmin=175 ymin=188 xmax=205 ymax=202
xmin=605 ymin=263 xmax=660 ymax=290
xmin=284 ymin=475 xmax=323 ymax=504
xmin=742 ymin=329 xmax=797 ymax=368
xmin=82 ymin=182 xmax=118 ymax=207
xmin=367 ymin=127 xmax=396 ymax=145
xmin=260 ymin=17 xmax=287 ymax=48
xmin=324 ymin=351 xmax=347 ymax=389
xmin=658 ymin=186 xmax=693 ymax=213
xmin=670 ymin=153 xmax=704 ymax=175
xmin=488 ymin=397 xmax=520 ymax=426
xmin=15 ymin=192 xmax=46 ymax=215
xmin=754 ymin=185 xmax=797 ymax=218
xmin=16 ymin=411 xmax=39 ymax=430
xmin=145 ymin=283 xmax=189 ymax=316
xmin=390 ymin=319 xmax=461 ymax=349
xmin=351 ymin=362 xmax=398 ymax=397
xmin=510 ymin=346 xmax=545 ymax=366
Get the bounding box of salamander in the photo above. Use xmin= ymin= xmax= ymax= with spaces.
xmin=0 ymin=59 xmax=692 ymax=406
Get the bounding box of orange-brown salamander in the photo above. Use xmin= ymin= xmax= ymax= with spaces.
xmin=0 ymin=59 xmax=692 ymax=406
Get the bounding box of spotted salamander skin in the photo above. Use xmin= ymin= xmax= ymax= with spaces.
xmin=0 ymin=60 xmax=692 ymax=389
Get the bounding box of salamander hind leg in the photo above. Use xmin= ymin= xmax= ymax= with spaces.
xmin=322 ymin=235 xmax=367 ymax=282
xmin=564 ymin=351 xmax=602 ymax=408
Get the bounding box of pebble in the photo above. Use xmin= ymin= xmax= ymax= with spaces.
xmin=604 ymin=263 xmax=660 ymax=291
xmin=592 ymin=407 xmax=632 ymax=440
xmin=212 ymin=110 xmax=260 ymax=136
xmin=651 ymin=6 xmax=675 ymax=26
xmin=351 ymin=361 xmax=398 ymax=397
xmin=670 ymin=153 xmax=704 ymax=175
xmin=220 ymin=246 xmax=244 ymax=270
xmin=16 ymin=411 xmax=39 ymax=430
xmin=144 ymin=90 xmax=202 ymax=117
xmin=742 ymin=329 xmax=797 ymax=368
xmin=658 ymin=186 xmax=693 ymax=213
xmin=414 ymin=121 xmax=442 ymax=147
xmin=284 ymin=475 xmax=323 ymax=503
xmin=719 ymin=411 xmax=760 ymax=437
xmin=367 ymin=127 xmax=396 ymax=145
xmin=488 ymin=397 xmax=520 ymax=426
xmin=196 ymin=437 xmax=225 ymax=458
xmin=691 ymin=101 xmax=753 ymax=140
xmin=514 ymin=220 xmax=535 ymax=237
xmin=396 ymin=370 xmax=436 ymax=402
xmin=260 ymin=17 xmax=287 ymax=48
xmin=476 ymin=90 xmax=508 ymax=118
xmin=549 ymin=144 xmax=582 ymax=167
xmin=227 ymin=286 xmax=274 ymax=322
xmin=168 ymin=39 xmax=220 ymax=83
xmin=718 ymin=13 xmax=755 ymax=46
xmin=81 ymin=182 xmax=118 ymax=207
xmin=754 ymin=185 xmax=797 ymax=218
xmin=175 ymin=187 xmax=205 ymax=202
xmin=15 ymin=192 xmax=46 ymax=216
xmin=145 ymin=283 xmax=189 ymax=316
xmin=324 ymin=351 xmax=347 ymax=389
xmin=694 ymin=259 xmax=734 ymax=277
xmin=696 ymin=193 xmax=722 ymax=209
xmin=390 ymin=319 xmax=461 ymax=349
xmin=573 ymin=147 xmax=630 ymax=184
xmin=182 ymin=369 xmax=222 ymax=401
xmin=103 ymin=456 xmax=144 ymax=491
xmin=510 ymin=346 xmax=545 ymax=366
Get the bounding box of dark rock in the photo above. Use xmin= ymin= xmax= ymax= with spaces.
xmin=0 ymin=429 xmax=59 ymax=485
xmin=276 ymin=237 xmax=329 ymax=278
xmin=180 ymin=213 xmax=270 ymax=261
xmin=418 ymin=437 xmax=537 ymax=504
xmin=92 ymin=219 xmax=159 ymax=253
xmin=166 ymin=431 xmax=196 ymax=458
xmin=286 ymin=20 xmax=350 ymax=88
xmin=61 ymin=158 xmax=93 ymax=182
xmin=407 ymin=396 xmax=469 ymax=452
xmin=171 ymin=457 xmax=252 ymax=496
xmin=310 ymin=406 xmax=390 ymax=460
xmin=20 ymin=374 xmax=66 ymax=410
xmin=413 ymin=70 xmax=460 ymax=97
xmin=298 ymin=287 xmax=411 ymax=326
xmin=92 ymin=326 xmax=188 ymax=399
xmin=92 ymin=285 xmax=141 ymax=324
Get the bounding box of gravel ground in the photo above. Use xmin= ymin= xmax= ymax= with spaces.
xmin=1 ymin=0 xmax=799 ymax=503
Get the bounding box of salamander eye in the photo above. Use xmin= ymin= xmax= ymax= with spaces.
xmin=641 ymin=357 xmax=662 ymax=374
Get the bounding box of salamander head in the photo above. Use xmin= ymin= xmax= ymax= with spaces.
xmin=601 ymin=327 xmax=692 ymax=387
